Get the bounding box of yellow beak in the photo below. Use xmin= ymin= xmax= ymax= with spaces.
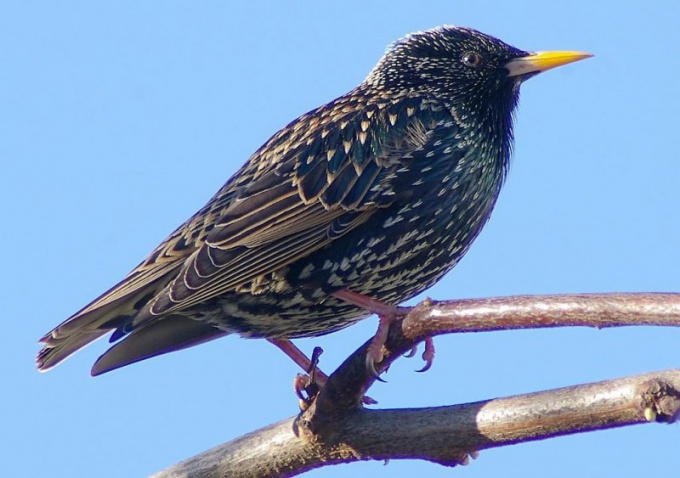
xmin=505 ymin=51 xmax=593 ymax=78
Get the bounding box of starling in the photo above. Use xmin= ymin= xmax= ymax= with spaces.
xmin=37 ymin=26 xmax=591 ymax=377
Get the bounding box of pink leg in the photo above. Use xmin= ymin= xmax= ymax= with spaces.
xmin=331 ymin=289 xmax=405 ymax=317
xmin=332 ymin=289 xmax=431 ymax=379
xmin=268 ymin=338 xmax=326 ymax=376
xmin=269 ymin=337 xmax=377 ymax=405
xmin=268 ymin=338 xmax=329 ymax=395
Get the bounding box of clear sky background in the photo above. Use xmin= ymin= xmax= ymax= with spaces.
xmin=3 ymin=2 xmax=679 ymax=477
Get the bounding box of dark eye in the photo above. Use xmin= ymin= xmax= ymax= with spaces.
xmin=461 ymin=52 xmax=482 ymax=68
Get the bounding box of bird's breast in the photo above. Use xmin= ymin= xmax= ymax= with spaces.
xmin=212 ymin=119 xmax=510 ymax=339
xmin=294 ymin=138 xmax=507 ymax=303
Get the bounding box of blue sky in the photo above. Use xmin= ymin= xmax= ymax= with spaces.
xmin=4 ymin=2 xmax=679 ymax=477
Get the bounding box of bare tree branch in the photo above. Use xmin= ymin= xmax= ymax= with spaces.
xmin=317 ymin=293 xmax=680 ymax=411
xmin=403 ymin=293 xmax=680 ymax=336
xmin=154 ymin=370 xmax=680 ymax=478
xmin=152 ymin=293 xmax=680 ymax=478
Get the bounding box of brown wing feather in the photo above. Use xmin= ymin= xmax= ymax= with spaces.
xmin=139 ymin=98 xmax=433 ymax=320
xmin=146 ymin=199 xmax=373 ymax=316
xmin=37 ymin=93 xmax=434 ymax=372
xmin=36 ymin=187 xmax=239 ymax=371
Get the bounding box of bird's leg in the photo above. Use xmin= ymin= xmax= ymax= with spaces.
xmin=331 ymin=289 xmax=432 ymax=379
xmin=268 ymin=338 xmax=329 ymax=400
xmin=292 ymin=346 xmax=324 ymax=408
xmin=268 ymin=338 xmax=326 ymax=377
xmin=269 ymin=336 xmax=378 ymax=406
xmin=331 ymin=289 xmax=405 ymax=318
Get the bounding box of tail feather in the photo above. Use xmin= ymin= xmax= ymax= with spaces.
xmin=37 ymin=309 xmax=136 ymax=373
xmin=37 ymin=287 xmax=229 ymax=374
xmin=37 ymin=327 xmax=111 ymax=373
xmin=36 ymin=287 xmax=162 ymax=372
xmin=37 ymin=209 xmax=210 ymax=373
xmin=91 ymin=315 xmax=228 ymax=376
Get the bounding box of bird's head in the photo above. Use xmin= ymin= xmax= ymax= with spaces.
xmin=364 ymin=26 xmax=591 ymax=159
xmin=364 ymin=25 xmax=591 ymax=109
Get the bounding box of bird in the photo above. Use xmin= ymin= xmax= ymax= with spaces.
xmin=37 ymin=26 xmax=591 ymax=378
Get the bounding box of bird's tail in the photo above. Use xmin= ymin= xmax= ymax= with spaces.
xmin=89 ymin=315 xmax=229 ymax=375
xmin=36 ymin=291 xmax=145 ymax=373
xmin=37 ymin=286 xmax=230 ymax=375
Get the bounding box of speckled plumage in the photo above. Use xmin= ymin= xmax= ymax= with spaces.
xmin=37 ymin=26 xmax=590 ymax=375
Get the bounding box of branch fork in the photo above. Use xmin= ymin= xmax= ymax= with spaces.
xmin=154 ymin=293 xmax=680 ymax=478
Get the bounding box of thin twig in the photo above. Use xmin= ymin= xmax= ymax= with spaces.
xmin=316 ymin=293 xmax=680 ymax=412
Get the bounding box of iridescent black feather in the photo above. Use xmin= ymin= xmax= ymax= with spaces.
xmin=37 ymin=26 xmax=570 ymax=375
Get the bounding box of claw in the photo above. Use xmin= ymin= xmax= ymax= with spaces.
xmin=297 ymin=346 xmax=324 ymax=404
xmin=415 ymin=337 xmax=435 ymax=373
xmin=294 ymin=373 xmax=310 ymax=401
xmin=362 ymin=395 xmax=379 ymax=405
xmin=271 ymin=337 xmax=382 ymax=405
xmin=415 ymin=362 xmax=431 ymax=373
xmin=366 ymin=353 xmax=387 ymax=382
xmin=332 ymin=289 xmax=418 ymax=383
xmin=403 ymin=345 xmax=418 ymax=358
xmin=294 ymin=371 xmax=320 ymax=411
xmin=365 ymin=323 xmax=389 ymax=382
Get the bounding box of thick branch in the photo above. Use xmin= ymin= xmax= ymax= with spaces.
xmin=153 ymin=293 xmax=680 ymax=477
xmin=153 ymin=369 xmax=680 ymax=478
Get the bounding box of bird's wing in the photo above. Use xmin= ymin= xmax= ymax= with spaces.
xmin=37 ymin=95 xmax=443 ymax=371
xmin=142 ymin=96 xmax=440 ymax=318
xmin=35 ymin=189 xmax=240 ymax=371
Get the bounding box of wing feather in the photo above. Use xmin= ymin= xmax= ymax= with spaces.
xmin=38 ymin=93 xmax=441 ymax=373
xmin=141 ymin=97 xmax=438 ymax=318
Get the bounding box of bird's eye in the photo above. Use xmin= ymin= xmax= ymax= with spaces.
xmin=461 ymin=52 xmax=482 ymax=68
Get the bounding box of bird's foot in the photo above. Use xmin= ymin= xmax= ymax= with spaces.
xmin=365 ymin=313 xmax=394 ymax=381
xmin=268 ymin=338 xmax=328 ymax=401
xmin=293 ymin=346 xmax=324 ymax=410
xmin=269 ymin=337 xmax=377 ymax=406
xmin=331 ymin=289 xmax=433 ymax=378
xmin=415 ymin=337 xmax=435 ymax=372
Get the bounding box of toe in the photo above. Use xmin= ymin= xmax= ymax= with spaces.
xmin=415 ymin=337 xmax=435 ymax=373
